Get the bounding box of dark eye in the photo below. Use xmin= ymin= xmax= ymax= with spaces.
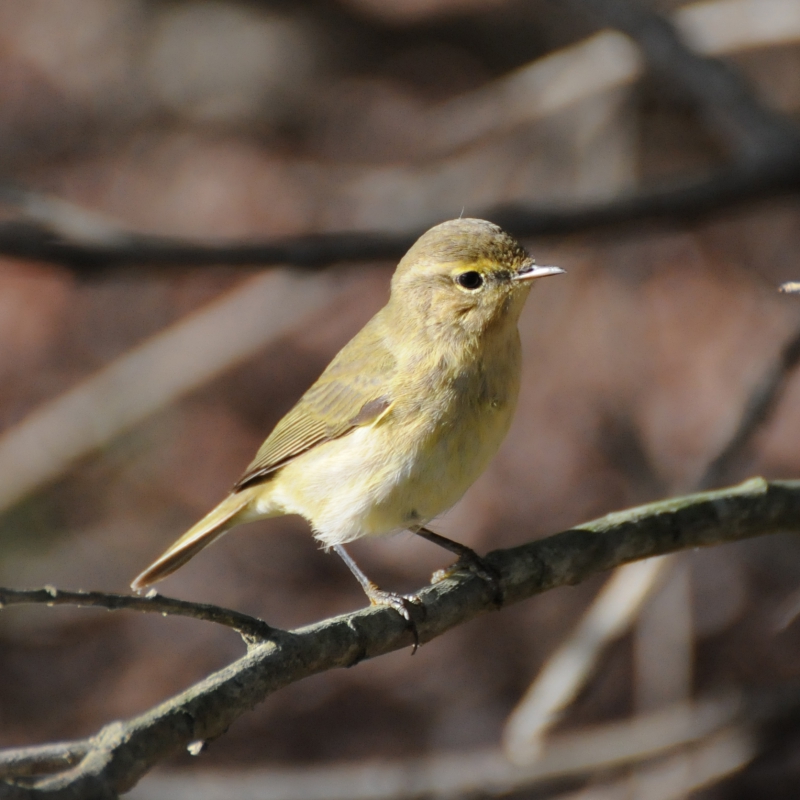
xmin=457 ymin=271 xmax=483 ymax=290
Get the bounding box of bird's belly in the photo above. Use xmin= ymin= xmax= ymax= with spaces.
xmin=266 ymin=398 xmax=514 ymax=547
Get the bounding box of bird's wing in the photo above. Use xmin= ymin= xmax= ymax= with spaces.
xmin=233 ymin=321 xmax=395 ymax=491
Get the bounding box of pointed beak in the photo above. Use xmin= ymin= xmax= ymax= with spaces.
xmin=512 ymin=264 xmax=565 ymax=282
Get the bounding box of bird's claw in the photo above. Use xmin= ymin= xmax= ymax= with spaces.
xmin=365 ymin=585 xmax=423 ymax=652
xmin=431 ymin=550 xmax=504 ymax=606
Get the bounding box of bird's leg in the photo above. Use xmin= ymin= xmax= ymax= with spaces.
xmin=414 ymin=527 xmax=503 ymax=604
xmin=333 ymin=545 xmax=420 ymax=651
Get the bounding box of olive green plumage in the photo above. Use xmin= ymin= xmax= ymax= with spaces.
xmin=131 ymin=219 xmax=563 ymax=592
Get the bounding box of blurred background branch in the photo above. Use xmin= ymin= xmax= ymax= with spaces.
xmin=5 ymin=0 xmax=800 ymax=797
xmin=503 ymin=291 xmax=800 ymax=762
xmin=574 ymin=0 xmax=800 ymax=159
xmin=128 ymin=692 xmax=777 ymax=800
xmin=2 ymin=0 xmax=800 ymax=272
xmin=0 ymin=269 xmax=345 ymax=513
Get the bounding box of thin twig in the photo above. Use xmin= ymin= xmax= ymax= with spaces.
xmin=2 ymin=476 xmax=799 ymax=799
xmin=699 ymin=322 xmax=800 ymax=489
xmin=0 ymin=587 xmax=277 ymax=640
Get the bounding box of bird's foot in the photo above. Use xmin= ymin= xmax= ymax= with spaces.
xmin=364 ymin=583 xmax=423 ymax=653
xmin=431 ymin=549 xmax=504 ymax=606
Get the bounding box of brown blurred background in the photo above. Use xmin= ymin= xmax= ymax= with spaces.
xmin=3 ymin=0 xmax=800 ymax=797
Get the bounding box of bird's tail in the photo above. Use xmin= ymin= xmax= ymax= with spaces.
xmin=131 ymin=490 xmax=255 ymax=591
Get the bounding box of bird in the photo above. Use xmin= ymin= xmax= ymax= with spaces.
xmin=131 ymin=218 xmax=563 ymax=624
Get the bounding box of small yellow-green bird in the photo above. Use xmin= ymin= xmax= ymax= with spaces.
xmin=132 ymin=218 xmax=563 ymax=617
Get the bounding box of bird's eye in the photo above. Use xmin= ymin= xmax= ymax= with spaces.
xmin=456 ymin=271 xmax=484 ymax=290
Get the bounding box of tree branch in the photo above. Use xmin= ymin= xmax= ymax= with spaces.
xmin=0 ymin=269 xmax=341 ymax=516
xmin=2 ymin=1 xmax=800 ymax=275
xmin=0 ymin=219 xmax=420 ymax=274
xmin=699 ymin=323 xmax=800 ymax=489
xmin=0 ymin=587 xmax=276 ymax=640
xmin=2 ymin=476 xmax=799 ymax=799
xmin=571 ymin=0 xmax=800 ymax=162
xmin=493 ymin=162 xmax=800 ymax=235
xmin=0 ymin=746 xmax=89 ymax=783
xmin=129 ymin=692 xmax=776 ymax=800
xmin=4 ymin=161 xmax=800 ymax=276
xmin=503 ymin=301 xmax=800 ymax=758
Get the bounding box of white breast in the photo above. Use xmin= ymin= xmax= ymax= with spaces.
xmin=261 ymin=325 xmax=522 ymax=547
xmin=265 ymin=389 xmax=516 ymax=547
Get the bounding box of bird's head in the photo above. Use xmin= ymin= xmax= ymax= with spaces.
xmin=389 ymin=218 xmax=563 ymax=337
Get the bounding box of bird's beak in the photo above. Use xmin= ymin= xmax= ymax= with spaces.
xmin=512 ymin=263 xmax=565 ymax=282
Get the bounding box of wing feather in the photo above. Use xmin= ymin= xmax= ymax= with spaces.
xmin=234 ymin=318 xmax=395 ymax=490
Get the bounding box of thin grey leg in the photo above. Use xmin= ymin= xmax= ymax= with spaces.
xmin=333 ymin=544 xmax=420 ymax=650
xmin=415 ymin=527 xmax=483 ymax=560
xmin=414 ymin=527 xmax=503 ymax=604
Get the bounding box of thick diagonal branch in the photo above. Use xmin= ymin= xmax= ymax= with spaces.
xmin=2 ymin=477 xmax=799 ymax=799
